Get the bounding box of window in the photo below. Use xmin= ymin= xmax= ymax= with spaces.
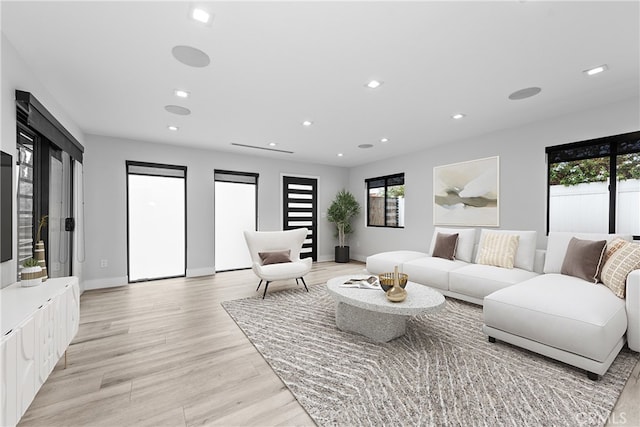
xmin=214 ymin=170 xmax=258 ymax=272
xmin=15 ymin=91 xmax=84 ymax=280
xmin=366 ymin=173 xmax=405 ymax=227
xmin=126 ymin=162 xmax=186 ymax=282
xmin=546 ymin=131 xmax=640 ymax=237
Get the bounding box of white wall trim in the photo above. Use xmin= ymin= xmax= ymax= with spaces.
xmin=186 ymin=267 xmax=216 ymax=278
xmin=351 ymin=253 xmax=367 ymax=263
xmin=82 ymin=276 xmax=128 ymax=291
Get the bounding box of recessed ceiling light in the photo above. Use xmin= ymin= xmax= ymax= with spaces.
xmin=269 ymin=142 xmax=277 ymax=147
xmin=380 ymin=138 xmax=389 ymax=143
xmin=452 ymin=113 xmax=466 ymax=120
xmin=191 ymin=8 xmax=211 ymax=24
xmin=366 ymin=80 xmax=382 ymax=89
xmin=174 ymin=89 xmax=190 ymax=98
xmin=168 ymin=125 xmax=179 ymax=131
xmin=583 ymin=64 xmax=608 ymax=76
xmin=337 ymin=153 xmax=344 ymax=157
xmin=302 ymin=120 xmax=313 ymax=127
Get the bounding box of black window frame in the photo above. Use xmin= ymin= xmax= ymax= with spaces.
xmin=546 ymin=130 xmax=640 ymax=239
xmin=125 ymin=160 xmax=188 ymax=283
xmin=365 ymin=172 xmax=405 ymax=228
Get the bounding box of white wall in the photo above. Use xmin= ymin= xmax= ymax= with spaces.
xmin=1 ymin=33 xmax=85 ymax=288
xmin=348 ymin=97 xmax=640 ymax=261
xmin=82 ymin=134 xmax=349 ymax=290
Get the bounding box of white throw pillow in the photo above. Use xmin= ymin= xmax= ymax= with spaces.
xmin=475 ymin=229 xmax=537 ymax=271
xmin=429 ymin=227 xmax=476 ymax=262
xmin=476 ymin=232 xmax=519 ymax=269
xmin=543 ymin=232 xmax=633 ymax=274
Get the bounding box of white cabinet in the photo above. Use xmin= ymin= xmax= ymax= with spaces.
xmin=1 ymin=331 xmax=18 ymax=427
xmin=0 ymin=277 xmax=79 ymax=427
xmin=17 ymin=315 xmax=37 ymax=418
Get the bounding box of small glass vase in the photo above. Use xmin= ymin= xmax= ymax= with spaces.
xmin=386 ymin=266 xmax=407 ymax=303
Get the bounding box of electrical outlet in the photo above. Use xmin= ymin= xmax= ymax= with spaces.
xmin=100 ymin=259 xmax=108 ymax=268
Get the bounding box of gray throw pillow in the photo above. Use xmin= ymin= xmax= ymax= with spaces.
xmin=560 ymin=237 xmax=607 ymax=283
xmin=259 ymin=250 xmax=292 ymax=265
xmin=432 ymin=233 xmax=459 ymax=260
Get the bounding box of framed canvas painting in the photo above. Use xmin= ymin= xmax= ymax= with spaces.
xmin=433 ymin=156 xmax=499 ymax=226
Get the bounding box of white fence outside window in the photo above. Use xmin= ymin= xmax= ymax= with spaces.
xmin=549 ymin=179 xmax=640 ymax=234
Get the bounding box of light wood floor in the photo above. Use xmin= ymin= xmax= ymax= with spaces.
xmin=19 ymin=261 xmax=639 ymax=427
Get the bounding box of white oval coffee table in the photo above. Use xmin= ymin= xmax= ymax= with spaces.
xmin=326 ymin=275 xmax=446 ymax=342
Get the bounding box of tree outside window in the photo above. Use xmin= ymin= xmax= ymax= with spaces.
xmin=547 ymin=133 xmax=640 ymax=236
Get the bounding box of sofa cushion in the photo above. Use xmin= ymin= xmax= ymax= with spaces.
xmin=449 ymin=264 xmax=538 ymax=300
xmin=601 ymin=241 xmax=640 ymax=298
xmin=366 ymin=251 xmax=427 ymax=275
xmin=429 ymin=227 xmax=476 ymax=263
xmin=476 ymin=229 xmax=537 ymax=271
xmin=476 ymin=232 xmax=519 ymax=269
xmin=560 ymin=237 xmax=606 ymax=283
xmin=401 ymin=257 xmax=468 ymax=291
xmin=603 ymin=238 xmax=628 ymax=264
xmin=544 ymin=232 xmax=632 ymax=274
xmin=432 ymin=233 xmax=458 ymax=260
xmin=484 ymin=273 xmax=627 ymax=362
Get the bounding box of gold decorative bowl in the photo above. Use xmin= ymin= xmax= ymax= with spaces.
xmin=378 ymin=272 xmax=408 ymax=292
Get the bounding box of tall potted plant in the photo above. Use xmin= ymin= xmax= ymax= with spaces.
xmin=327 ymin=189 xmax=360 ymax=263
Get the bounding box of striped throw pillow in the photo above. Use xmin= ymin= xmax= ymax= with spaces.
xmin=600 ymin=241 xmax=640 ymax=298
xmin=476 ymin=232 xmax=520 ymax=269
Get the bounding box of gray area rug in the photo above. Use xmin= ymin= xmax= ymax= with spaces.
xmin=222 ymin=284 xmax=639 ymax=426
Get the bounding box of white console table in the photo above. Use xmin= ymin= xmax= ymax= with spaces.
xmin=1 ymin=277 xmax=80 ymax=427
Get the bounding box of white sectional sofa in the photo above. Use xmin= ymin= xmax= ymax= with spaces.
xmin=365 ymin=228 xmax=640 ymax=380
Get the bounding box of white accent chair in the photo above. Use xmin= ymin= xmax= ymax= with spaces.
xmin=243 ymin=228 xmax=313 ymax=298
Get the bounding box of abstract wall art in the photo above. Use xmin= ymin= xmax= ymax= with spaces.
xmin=433 ymin=156 xmax=499 ymax=226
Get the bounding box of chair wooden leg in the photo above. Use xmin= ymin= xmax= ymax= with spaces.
xmin=300 ymin=277 xmax=309 ymax=292
xmin=256 ymin=279 xmax=263 ymax=292
xmin=262 ymin=281 xmax=271 ymax=299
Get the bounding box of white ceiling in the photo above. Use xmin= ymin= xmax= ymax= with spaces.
xmin=2 ymin=1 xmax=639 ymax=167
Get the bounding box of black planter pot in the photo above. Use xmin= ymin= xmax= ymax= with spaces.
xmin=335 ymin=246 xmax=350 ymax=263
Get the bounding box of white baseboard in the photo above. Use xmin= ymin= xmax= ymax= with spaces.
xmin=83 ymin=276 xmax=128 ymax=291
xmin=186 ymin=267 xmax=216 ymax=278
xmin=351 ymin=253 xmax=367 ymax=263
xmin=315 ymin=254 xmax=366 ymax=263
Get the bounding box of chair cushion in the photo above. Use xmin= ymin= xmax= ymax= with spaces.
xmin=401 ymin=257 xmax=467 ymax=291
xmin=449 ymin=264 xmax=538 ymax=300
xmin=366 ymin=251 xmax=427 ymax=275
xmin=256 ymin=259 xmax=312 ymax=281
xmin=484 ymin=274 xmax=627 ymax=362
xmin=429 ymin=227 xmax=476 ymax=262
xmin=476 ymin=229 xmax=537 ymax=271
xmin=544 ymin=232 xmax=632 ymax=274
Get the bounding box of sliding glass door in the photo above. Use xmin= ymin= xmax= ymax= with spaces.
xmin=48 ymin=150 xmax=72 ymax=277
xmin=214 ymin=170 xmax=258 ymax=272
xmin=127 ymin=162 xmax=186 ymax=282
